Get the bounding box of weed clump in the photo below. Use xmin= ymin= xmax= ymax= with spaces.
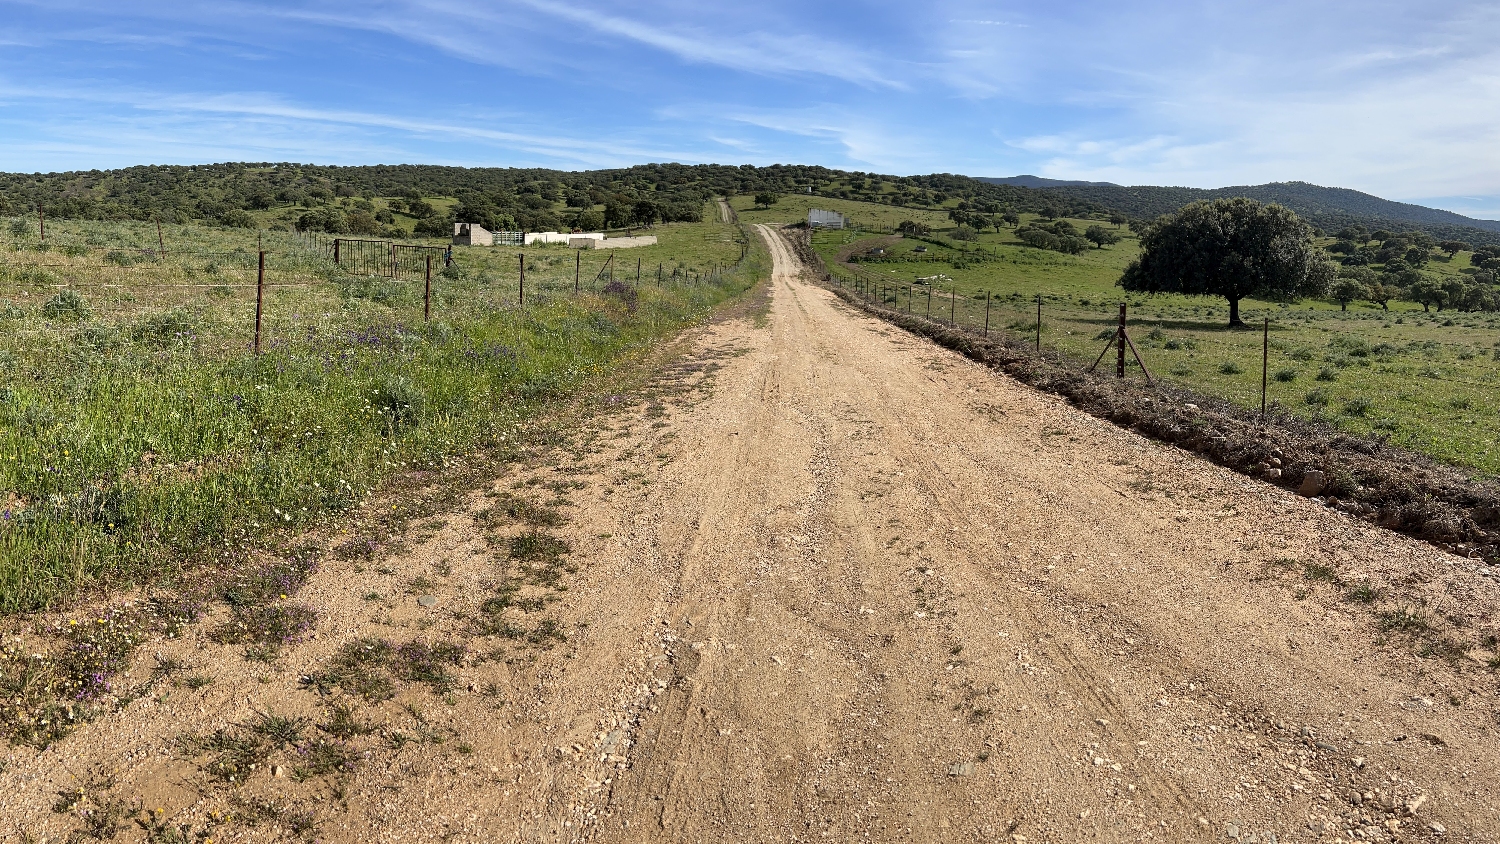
xmin=41 ymin=289 xmax=90 ymax=321
xmin=211 ymin=603 xmax=319 ymax=661
xmin=372 ymin=375 xmax=424 ymax=435
xmin=132 ymin=308 xmax=198 ymax=348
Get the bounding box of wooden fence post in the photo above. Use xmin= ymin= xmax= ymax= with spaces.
xmin=984 ymin=291 xmax=991 ymax=338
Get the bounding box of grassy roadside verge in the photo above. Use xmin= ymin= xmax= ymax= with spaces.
xmin=0 ymin=222 xmax=768 ymax=755
xmin=0 ymin=218 xmax=765 ymax=614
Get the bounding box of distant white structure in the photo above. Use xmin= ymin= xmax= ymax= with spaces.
xmin=452 ymin=223 xmax=493 ymax=246
xmin=808 ymin=209 xmax=846 ymax=229
xmin=571 ymin=235 xmax=657 ymax=250
xmin=525 ymin=231 xmax=603 ymax=245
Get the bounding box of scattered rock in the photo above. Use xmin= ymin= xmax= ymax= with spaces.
xmin=1406 ymin=794 xmax=1428 ymax=815
xmin=271 ymin=764 xmax=286 ymax=778
xmin=1299 ymin=470 xmax=1326 ymax=497
xmin=1430 ymin=821 xmax=1447 ymax=834
xmin=1265 ymin=468 xmax=1283 ymax=479
xmin=417 ymin=595 xmax=439 ymax=607
xmin=947 ymin=761 xmax=974 ymax=777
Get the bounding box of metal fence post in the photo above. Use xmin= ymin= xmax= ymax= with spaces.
xmin=1261 ymin=317 xmax=1270 ymax=419
xmin=950 ymin=286 xmax=956 ymax=327
xmin=518 ymin=253 xmax=525 ymax=306
xmin=984 ymin=291 xmax=991 ymax=338
xmin=424 ymin=255 xmax=432 ymax=321
xmin=1117 ymin=304 xmax=1127 ymax=378
xmin=1036 ymin=293 xmax=1042 ymax=351
xmin=575 ymin=249 xmax=580 ymax=294
xmin=254 ymin=251 xmax=265 ymax=355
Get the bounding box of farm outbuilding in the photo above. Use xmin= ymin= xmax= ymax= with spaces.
xmin=808 ymin=209 xmax=847 ymax=229
xmin=452 ymin=223 xmax=493 ymax=246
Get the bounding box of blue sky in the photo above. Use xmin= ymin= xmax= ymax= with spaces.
xmin=1 ymin=1 xmax=1497 ymax=217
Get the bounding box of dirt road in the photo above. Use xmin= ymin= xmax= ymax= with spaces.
xmin=5 ymin=226 xmax=1498 ymax=843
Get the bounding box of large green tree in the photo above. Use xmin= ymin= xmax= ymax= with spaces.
xmin=1118 ymin=198 xmax=1334 ymax=326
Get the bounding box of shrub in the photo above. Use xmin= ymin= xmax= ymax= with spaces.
xmin=1315 ymin=366 xmax=1338 ymax=382
xmin=41 ymin=289 xmax=89 ymax=321
xmin=1305 ymin=388 xmax=1330 ymax=406
xmin=1343 ymin=397 xmax=1373 ymax=417
xmin=1273 ymin=368 xmax=1299 ymax=382
xmin=104 ymin=249 xmax=138 ymax=267
xmin=950 ymin=226 xmax=980 ymax=242
xmin=1218 ymin=361 xmax=1243 ymax=375
xmin=219 ymin=209 xmax=255 ymax=229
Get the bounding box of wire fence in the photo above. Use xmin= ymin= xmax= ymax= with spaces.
xmin=0 ymin=227 xmax=755 ymax=360
xmin=800 ymin=235 xmax=1500 ymax=415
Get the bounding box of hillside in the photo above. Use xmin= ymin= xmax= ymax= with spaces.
xmin=5 ymin=161 xmax=1497 ymax=247
xmin=977 ymin=175 xmax=1121 ymax=188
xmin=0 ymin=163 xmax=1093 ymax=235
xmin=1028 ymin=180 xmax=1500 ymax=243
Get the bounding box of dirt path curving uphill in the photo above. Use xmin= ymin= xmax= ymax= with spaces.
xmin=4 ymin=225 xmax=1498 ymax=843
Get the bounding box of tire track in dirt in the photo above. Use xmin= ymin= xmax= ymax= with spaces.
xmin=582 ymin=226 xmax=1500 ymax=843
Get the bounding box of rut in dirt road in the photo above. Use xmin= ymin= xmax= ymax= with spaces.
xmin=583 ymin=225 xmax=1499 ymax=844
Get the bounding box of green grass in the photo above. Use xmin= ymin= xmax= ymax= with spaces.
xmin=0 ymin=208 xmax=762 ymax=612
xmin=810 ymin=204 xmax=1500 ymax=477
xmin=730 ymin=193 xmax=954 ymax=231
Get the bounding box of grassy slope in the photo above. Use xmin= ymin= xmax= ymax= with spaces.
xmin=0 ymin=211 xmax=760 ymax=612
xmin=740 ymin=198 xmax=1500 ymax=478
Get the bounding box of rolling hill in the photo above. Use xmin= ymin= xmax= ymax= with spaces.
xmin=1012 ymin=180 xmax=1500 ymax=241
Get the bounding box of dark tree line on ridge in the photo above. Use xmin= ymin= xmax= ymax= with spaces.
xmin=0 ymin=163 xmax=1103 ymax=237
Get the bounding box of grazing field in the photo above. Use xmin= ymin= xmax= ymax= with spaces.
xmin=0 ymin=211 xmax=759 ymax=612
xmin=729 ymin=193 xmax=954 ymax=231
xmin=748 ymin=200 xmax=1500 ymax=477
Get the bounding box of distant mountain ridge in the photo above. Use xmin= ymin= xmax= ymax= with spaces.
xmin=1011 ymin=179 xmax=1500 ymax=238
xmin=979 ymin=175 xmax=1121 ymax=188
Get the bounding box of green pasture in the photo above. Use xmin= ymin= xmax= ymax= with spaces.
xmin=810 ymin=211 xmax=1500 ymax=477
xmin=0 ymin=209 xmax=760 ymax=612
xmin=729 ymin=193 xmax=954 ymax=231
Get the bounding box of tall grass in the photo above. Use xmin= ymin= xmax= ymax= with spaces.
xmin=0 ymin=215 xmax=764 ymax=613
